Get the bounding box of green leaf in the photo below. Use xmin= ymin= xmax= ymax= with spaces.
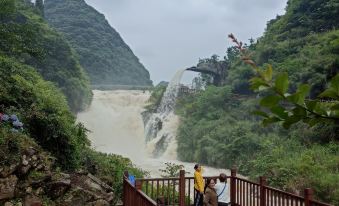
xmin=270 ymin=106 xmax=288 ymax=119
xmin=287 ymin=84 xmax=310 ymax=105
xmin=292 ymin=107 xmax=307 ymax=117
xmin=262 ymin=116 xmax=281 ymax=126
xmin=331 ymin=103 xmax=339 ymax=110
xmin=274 ymin=73 xmax=289 ymax=96
xmin=282 ymin=115 xmax=302 ymax=129
xmin=305 ymin=100 xmax=318 ymax=111
xmin=297 ymin=84 xmax=310 ymax=97
xmin=260 ymin=95 xmax=282 ymax=108
xmin=319 ymin=74 xmax=339 ymax=99
xmin=319 ymin=89 xmax=337 ymax=99
xmin=262 ymin=65 xmax=273 ymax=82
xmin=250 ymin=77 xmax=269 ymax=91
xmin=252 ymin=110 xmax=269 ymax=118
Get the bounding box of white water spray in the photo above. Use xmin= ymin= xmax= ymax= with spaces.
xmin=143 ymin=69 xmax=187 ymax=158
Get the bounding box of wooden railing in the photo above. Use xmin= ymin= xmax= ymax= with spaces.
xmin=123 ymin=172 xmax=157 ymax=206
xmin=123 ymin=169 xmax=334 ymax=206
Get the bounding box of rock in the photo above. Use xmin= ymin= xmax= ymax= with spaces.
xmin=0 ymin=175 xmax=18 ymax=200
xmin=0 ymin=164 xmax=18 ymax=178
xmin=25 ymin=147 xmax=37 ymax=156
xmin=46 ymin=174 xmax=71 ymax=199
xmin=26 ymin=186 xmax=33 ymax=194
xmin=89 ymin=199 xmax=109 ymax=206
xmin=19 ymin=165 xmax=31 ymax=175
xmin=4 ymin=202 xmax=14 ymax=206
xmin=22 ymin=155 xmax=29 ymax=166
xmin=34 ymin=187 xmax=44 ymax=196
xmin=24 ymin=195 xmax=42 ymax=206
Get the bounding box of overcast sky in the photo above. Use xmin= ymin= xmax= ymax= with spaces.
xmin=85 ymin=0 xmax=288 ymax=84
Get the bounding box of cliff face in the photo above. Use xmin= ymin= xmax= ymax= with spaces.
xmin=44 ymin=0 xmax=153 ymax=86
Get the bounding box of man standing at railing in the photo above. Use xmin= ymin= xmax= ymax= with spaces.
xmin=215 ymin=173 xmax=229 ymax=206
xmin=194 ymin=164 xmax=204 ymax=206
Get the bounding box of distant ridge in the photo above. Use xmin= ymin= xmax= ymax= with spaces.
xmin=45 ymin=0 xmax=153 ymax=86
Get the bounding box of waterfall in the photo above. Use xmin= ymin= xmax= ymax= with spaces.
xmin=144 ymin=69 xmax=186 ymax=158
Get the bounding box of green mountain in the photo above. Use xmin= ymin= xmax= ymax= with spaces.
xmin=253 ymin=0 xmax=339 ymax=96
xmin=44 ymin=0 xmax=153 ymax=86
xmin=172 ymin=0 xmax=339 ymax=204
xmin=0 ymin=0 xmax=92 ymax=112
xmin=0 ymin=1 xmax=144 ymax=204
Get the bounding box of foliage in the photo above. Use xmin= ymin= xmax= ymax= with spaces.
xmin=0 ymin=0 xmax=92 ymax=112
xmin=80 ymin=148 xmax=145 ymax=204
xmin=44 ymin=0 xmax=152 ymax=86
xmin=176 ymin=1 xmax=339 ymax=204
xmin=0 ymin=56 xmax=88 ymax=170
xmin=159 ymin=162 xmax=185 ymax=177
xmin=228 ymin=34 xmax=339 ymax=129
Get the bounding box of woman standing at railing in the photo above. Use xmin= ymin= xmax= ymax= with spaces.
xmin=215 ymin=173 xmax=229 ymax=206
xmin=203 ymin=178 xmax=218 ymax=206
xmin=194 ymin=164 xmax=204 ymax=206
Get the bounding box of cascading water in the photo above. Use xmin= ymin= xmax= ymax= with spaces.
xmin=144 ymin=69 xmax=187 ymax=158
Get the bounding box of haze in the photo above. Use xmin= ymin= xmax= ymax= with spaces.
xmin=85 ymin=0 xmax=288 ymax=84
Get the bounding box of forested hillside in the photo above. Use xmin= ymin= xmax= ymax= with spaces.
xmin=0 ymin=1 xmax=144 ymax=205
xmin=174 ymin=0 xmax=339 ymax=204
xmin=0 ymin=0 xmax=92 ymax=112
xmin=44 ymin=0 xmax=153 ymax=86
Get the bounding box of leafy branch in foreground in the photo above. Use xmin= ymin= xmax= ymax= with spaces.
xmin=228 ymin=33 xmax=339 ymax=129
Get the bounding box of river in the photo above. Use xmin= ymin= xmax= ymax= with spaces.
xmin=77 ymin=90 xmax=232 ymax=177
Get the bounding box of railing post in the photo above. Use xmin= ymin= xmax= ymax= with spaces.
xmin=259 ymin=176 xmax=267 ymax=206
xmin=123 ymin=171 xmax=129 ymax=206
xmin=230 ymin=168 xmax=237 ymax=206
xmin=304 ymin=188 xmax=313 ymax=206
xmin=135 ymin=179 xmax=142 ymax=190
xmin=179 ymin=170 xmax=185 ymax=206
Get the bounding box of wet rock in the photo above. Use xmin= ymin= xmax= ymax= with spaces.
xmin=0 ymin=175 xmax=18 ymax=200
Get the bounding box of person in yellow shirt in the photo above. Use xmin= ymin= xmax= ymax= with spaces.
xmin=194 ymin=164 xmax=204 ymax=206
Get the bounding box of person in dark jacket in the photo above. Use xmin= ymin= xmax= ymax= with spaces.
xmin=203 ymin=178 xmax=218 ymax=206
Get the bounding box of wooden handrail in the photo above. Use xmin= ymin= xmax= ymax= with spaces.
xmin=123 ymin=169 xmax=334 ymax=206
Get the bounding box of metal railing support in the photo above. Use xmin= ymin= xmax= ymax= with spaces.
xmin=179 ymin=170 xmax=186 ymax=206
xmin=230 ymin=168 xmax=237 ymax=206
xmin=304 ymin=188 xmax=313 ymax=206
xmin=259 ymin=176 xmax=267 ymax=206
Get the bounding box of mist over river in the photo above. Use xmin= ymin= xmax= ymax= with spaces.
xmin=77 ymin=90 xmax=232 ymax=177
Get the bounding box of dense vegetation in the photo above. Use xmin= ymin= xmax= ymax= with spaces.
xmin=0 ymin=1 xmax=144 ymax=203
xmin=174 ymin=0 xmax=339 ymax=204
xmin=44 ymin=0 xmax=153 ymax=86
xmin=0 ymin=0 xmax=92 ymax=112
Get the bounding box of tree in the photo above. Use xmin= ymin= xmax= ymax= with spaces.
xmin=35 ymin=0 xmax=44 ymax=17
xmin=228 ymin=33 xmax=339 ymax=129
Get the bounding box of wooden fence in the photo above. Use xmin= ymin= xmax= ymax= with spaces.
xmin=123 ymin=169 xmax=333 ymax=206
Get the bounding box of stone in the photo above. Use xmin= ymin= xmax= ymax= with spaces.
xmin=0 ymin=164 xmax=18 ymax=178
xmin=4 ymin=202 xmax=14 ymax=206
xmin=19 ymin=165 xmax=31 ymax=175
xmin=34 ymin=187 xmax=44 ymax=196
xmin=0 ymin=175 xmax=18 ymax=200
xmin=90 ymin=199 xmax=109 ymax=206
xmin=47 ymin=175 xmax=71 ymax=199
xmin=24 ymin=195 xmax=42 ymax=206
xmin=26 ymin=186 xmax=33 ymax=194
xmin=25 ymin=147 xmax=37 ymax=156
